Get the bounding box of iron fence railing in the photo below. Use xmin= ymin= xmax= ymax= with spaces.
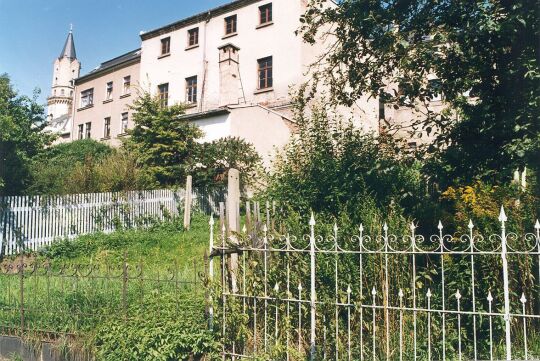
xmin=0 ymin=253 xmax=207 ymax=340
xmin=211 ymin=206 xmax=540 ymax=360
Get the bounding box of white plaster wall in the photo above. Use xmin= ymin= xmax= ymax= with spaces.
xmin=192 ymin=114 xmax=231 ymax=142
xmin=139 ymin=0 xmax=304 ymax=111
xmin=228 ymin=105 xmax=293 ymax=168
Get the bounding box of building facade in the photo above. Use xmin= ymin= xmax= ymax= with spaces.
xmin=72 ymin=50 xmax=140 ymax=145
xmin=47 ymin=0 xmax=382 ymax=165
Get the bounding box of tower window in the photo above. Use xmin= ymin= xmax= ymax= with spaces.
xmin=158 ymin=83 xmax=169 ymax=107
xmin=161 ymin=37 xmax=171 ymax=55
xmin=188 ymin=28 xmax=199 ymax=47
xmin=186 ymin=76 xmax=197 ymax=103
xmin=106 ymin=82 xmax=113 ymax=100
xmin=259 ymin=3 xmax=272 ymax=25
xmin=104 ymin=117 xmax=111 ymax=138
xmin=85 ymin=122 xmax=92 ymax=139
xmin=61 ymin=89 xmax=65 ymax=96
xmin=121 ymin=112 xmax=129 ymax=134
xmin=224 ymin=15 xmax=237 ymax=35
xmin=257 ymin=56 xmax=273 ymax=89
xmin=123 ymin=76 xmax=131 ymax=94
xmin=80 ymin=88 xmax=94 ymax=107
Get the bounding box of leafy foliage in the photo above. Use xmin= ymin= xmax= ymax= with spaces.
xmin=299 ymin=0 xmax=540 ymax=187
xmin=0 ymin=74 xmax=53 ymax=196
xmin=93 ymin=292 xmax=218 ymax=361
xmin=265 ymin=100 xmax=426 ymax=228
xmin=125 ymin=92 xmax=203 ymax=186
xmin=194 ymin=136 xmax=262 ymax=191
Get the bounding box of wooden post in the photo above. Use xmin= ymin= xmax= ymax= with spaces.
xmin=226 ymin=168 xmax=240 ymax=293
xmin=183 ymin=175 xmax=192 ymax=230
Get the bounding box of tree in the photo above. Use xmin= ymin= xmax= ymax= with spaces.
xmin=29 ymin=139 xmax=113 ymax=194
xmin=125 ymin=92 xmax=203 ymax=186
xmin=0 ymin=74 xmax=53 ymax=196
xmin=299 ymin=0 xmax=539 ymax=187
xmin=194 ymin=137 xmax=262 ymax=190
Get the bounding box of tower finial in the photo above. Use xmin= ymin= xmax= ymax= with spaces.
xmin=70 ymin=23 xmax=73 ymax=32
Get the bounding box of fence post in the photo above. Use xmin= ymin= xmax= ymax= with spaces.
xmin=208 ymin=215 xmax=215 ymax=329
xmin=184 ymin=175 xmax=192 ymax=230
xmin=309 ymin=213 xmax=316 ymax=361
xmin=122 ymin=251 xmax=128 ymax=320
xmin=226 ymin=169 xmax=240 ymax=293
xmin=19 ymin=253 xmax=24 ymax=332
xmin=499 ymin=206 xmax=512 ymax=360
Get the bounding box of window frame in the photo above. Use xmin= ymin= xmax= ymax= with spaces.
xmin=158 ymin=83 xmax=169 ymax=107
xmin=80 ymin=88 xmax=94 ymax=107
xmin=257 ymin=56 xmax=273 ymax=90
xmin=185 ymin=76 xmax=198 ymax=104
xmin=78 ymin=124 xmax=84 ymax=140
xmin=123 ymin=76 xmax=131 ymax=95
xmin=160 ymin=37 xmax=171 ymax=55
xmin=121 ymin=112 xmax=129 ymax=134
xmin=259 ymin=3 xmax=273 ymax=25
xmin=106 ymin=81 xmax=113 ymax=100
xmin=224 ymin=15 xmax=238 ymax=35
xmin=85 ymin=122 xmax=92 ymax=139
xmin=104 ymin=117 xmax=111 ymax=138
xmin=187 ymin=27 xmax=199 ymax=47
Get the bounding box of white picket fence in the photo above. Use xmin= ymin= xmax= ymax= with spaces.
xmin=0 ymin=188 xmax=224 ymax=256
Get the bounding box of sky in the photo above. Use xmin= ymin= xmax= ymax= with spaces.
xmin=0 ymin=0 xmax=231 ymax=104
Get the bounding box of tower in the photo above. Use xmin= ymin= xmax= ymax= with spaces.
xmin=47 ymin=26 xmax=81 ymax=121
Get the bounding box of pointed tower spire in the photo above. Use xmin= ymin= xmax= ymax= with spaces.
xmin=59 ymin=26 xmax=77 ymax=60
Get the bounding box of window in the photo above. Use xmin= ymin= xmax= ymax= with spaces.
xmin=121 ymin=112 xmax=129 ymax=134
xmin=188 ymin=27 xmax=199 ymax=46
xmin=85 ymin=122 xmax=91 ymax=139
xmin=186 ymin=76 xmax=197 ymax=103
xmin=61 ymin=89 xmax=65 ymax=96
xmin=225 ymin=15 xmax=237 ymax=35
xmin=123 ymin=76 xmax=131 ymax=94
xmin=428 ymin=79 xmax=443 ymax=101
xmin=78 ymin=124 xmax=84 ymax=140
xmin=106 ymin=82 xmax=113 ymax=100
xmin=104 ymin=117 xmax=111 ymax=138
xmin=259 ymin=3 xmax=272 ymax=25
xmin=161 ymin=37 xmax=171 ymax=55
xmin=80 ymin=88 xmax=94 ymax=107
xmin=257 ymin=56 xmax=273 ymax=89
xmin=158 ymin=83 xmax=169 ymax=107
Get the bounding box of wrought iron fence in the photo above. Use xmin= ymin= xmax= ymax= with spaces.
xmin=0 ymin=253 xmax=206 ymax=340
xmin=211 ymin=206 xmax=540 ymax=360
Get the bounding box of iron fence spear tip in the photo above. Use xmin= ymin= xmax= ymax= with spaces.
xmin=333 ymin=223 xmax=338 ymax=232
xmin=455 ymin=290 xmax=461 ymax=299
xmin=535 ymin=219 xmax=540 ymax=230
xmin=520 ymin=293 xmax=527 ymax=304
xmin=383 ymin=222 xmax=388 ymax=232
xmin=359 ymin=224 xmax=364 ymax=232
xmin=398 ymin=289 xmax=404 ymax=298
xmin=209 ymin=215 xmax=214 ymax=225
xmin=498 ymin=206 xmax=507 ymax=222
xmin=487 ymin=291 xmax=493 ymax=302
xmin=347 ymin=285 xmax=351 ymax=294
xmin=309 ymin=213 xmax=315 ymax=226
xmin=371 ymin=287 xmax=376 ymax=295
xmin=468 ymin=219 xmax=474 ymax=229
xmin=437 ymin=220 xmax=443 ymax=230
xmin=427 ymin=289 xmax=432 ymax=298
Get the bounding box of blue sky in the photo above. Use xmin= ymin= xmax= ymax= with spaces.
xmin=0 ymin=0 xmax=231 ymax=104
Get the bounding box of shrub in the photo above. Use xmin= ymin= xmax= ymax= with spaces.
xmin=194 ymin=136 xmax=262 ymax=191
xmin=93 ymin=291 xmax=218 ymax=361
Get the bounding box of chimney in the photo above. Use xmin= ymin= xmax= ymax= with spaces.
xmin=218 ymin=43 xmax=242 ymax=107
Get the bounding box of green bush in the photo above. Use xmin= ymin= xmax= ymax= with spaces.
xmin=93 ymin=291 xmax=218 ymax=361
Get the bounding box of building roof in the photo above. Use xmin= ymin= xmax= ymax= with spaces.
xmin=59 ymin=30 xmax=77 ymax=60
xmin=74 ymin=49 xmax=141 ymax=84
xmin=140 ymin=0 xmax=262 ymax=41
